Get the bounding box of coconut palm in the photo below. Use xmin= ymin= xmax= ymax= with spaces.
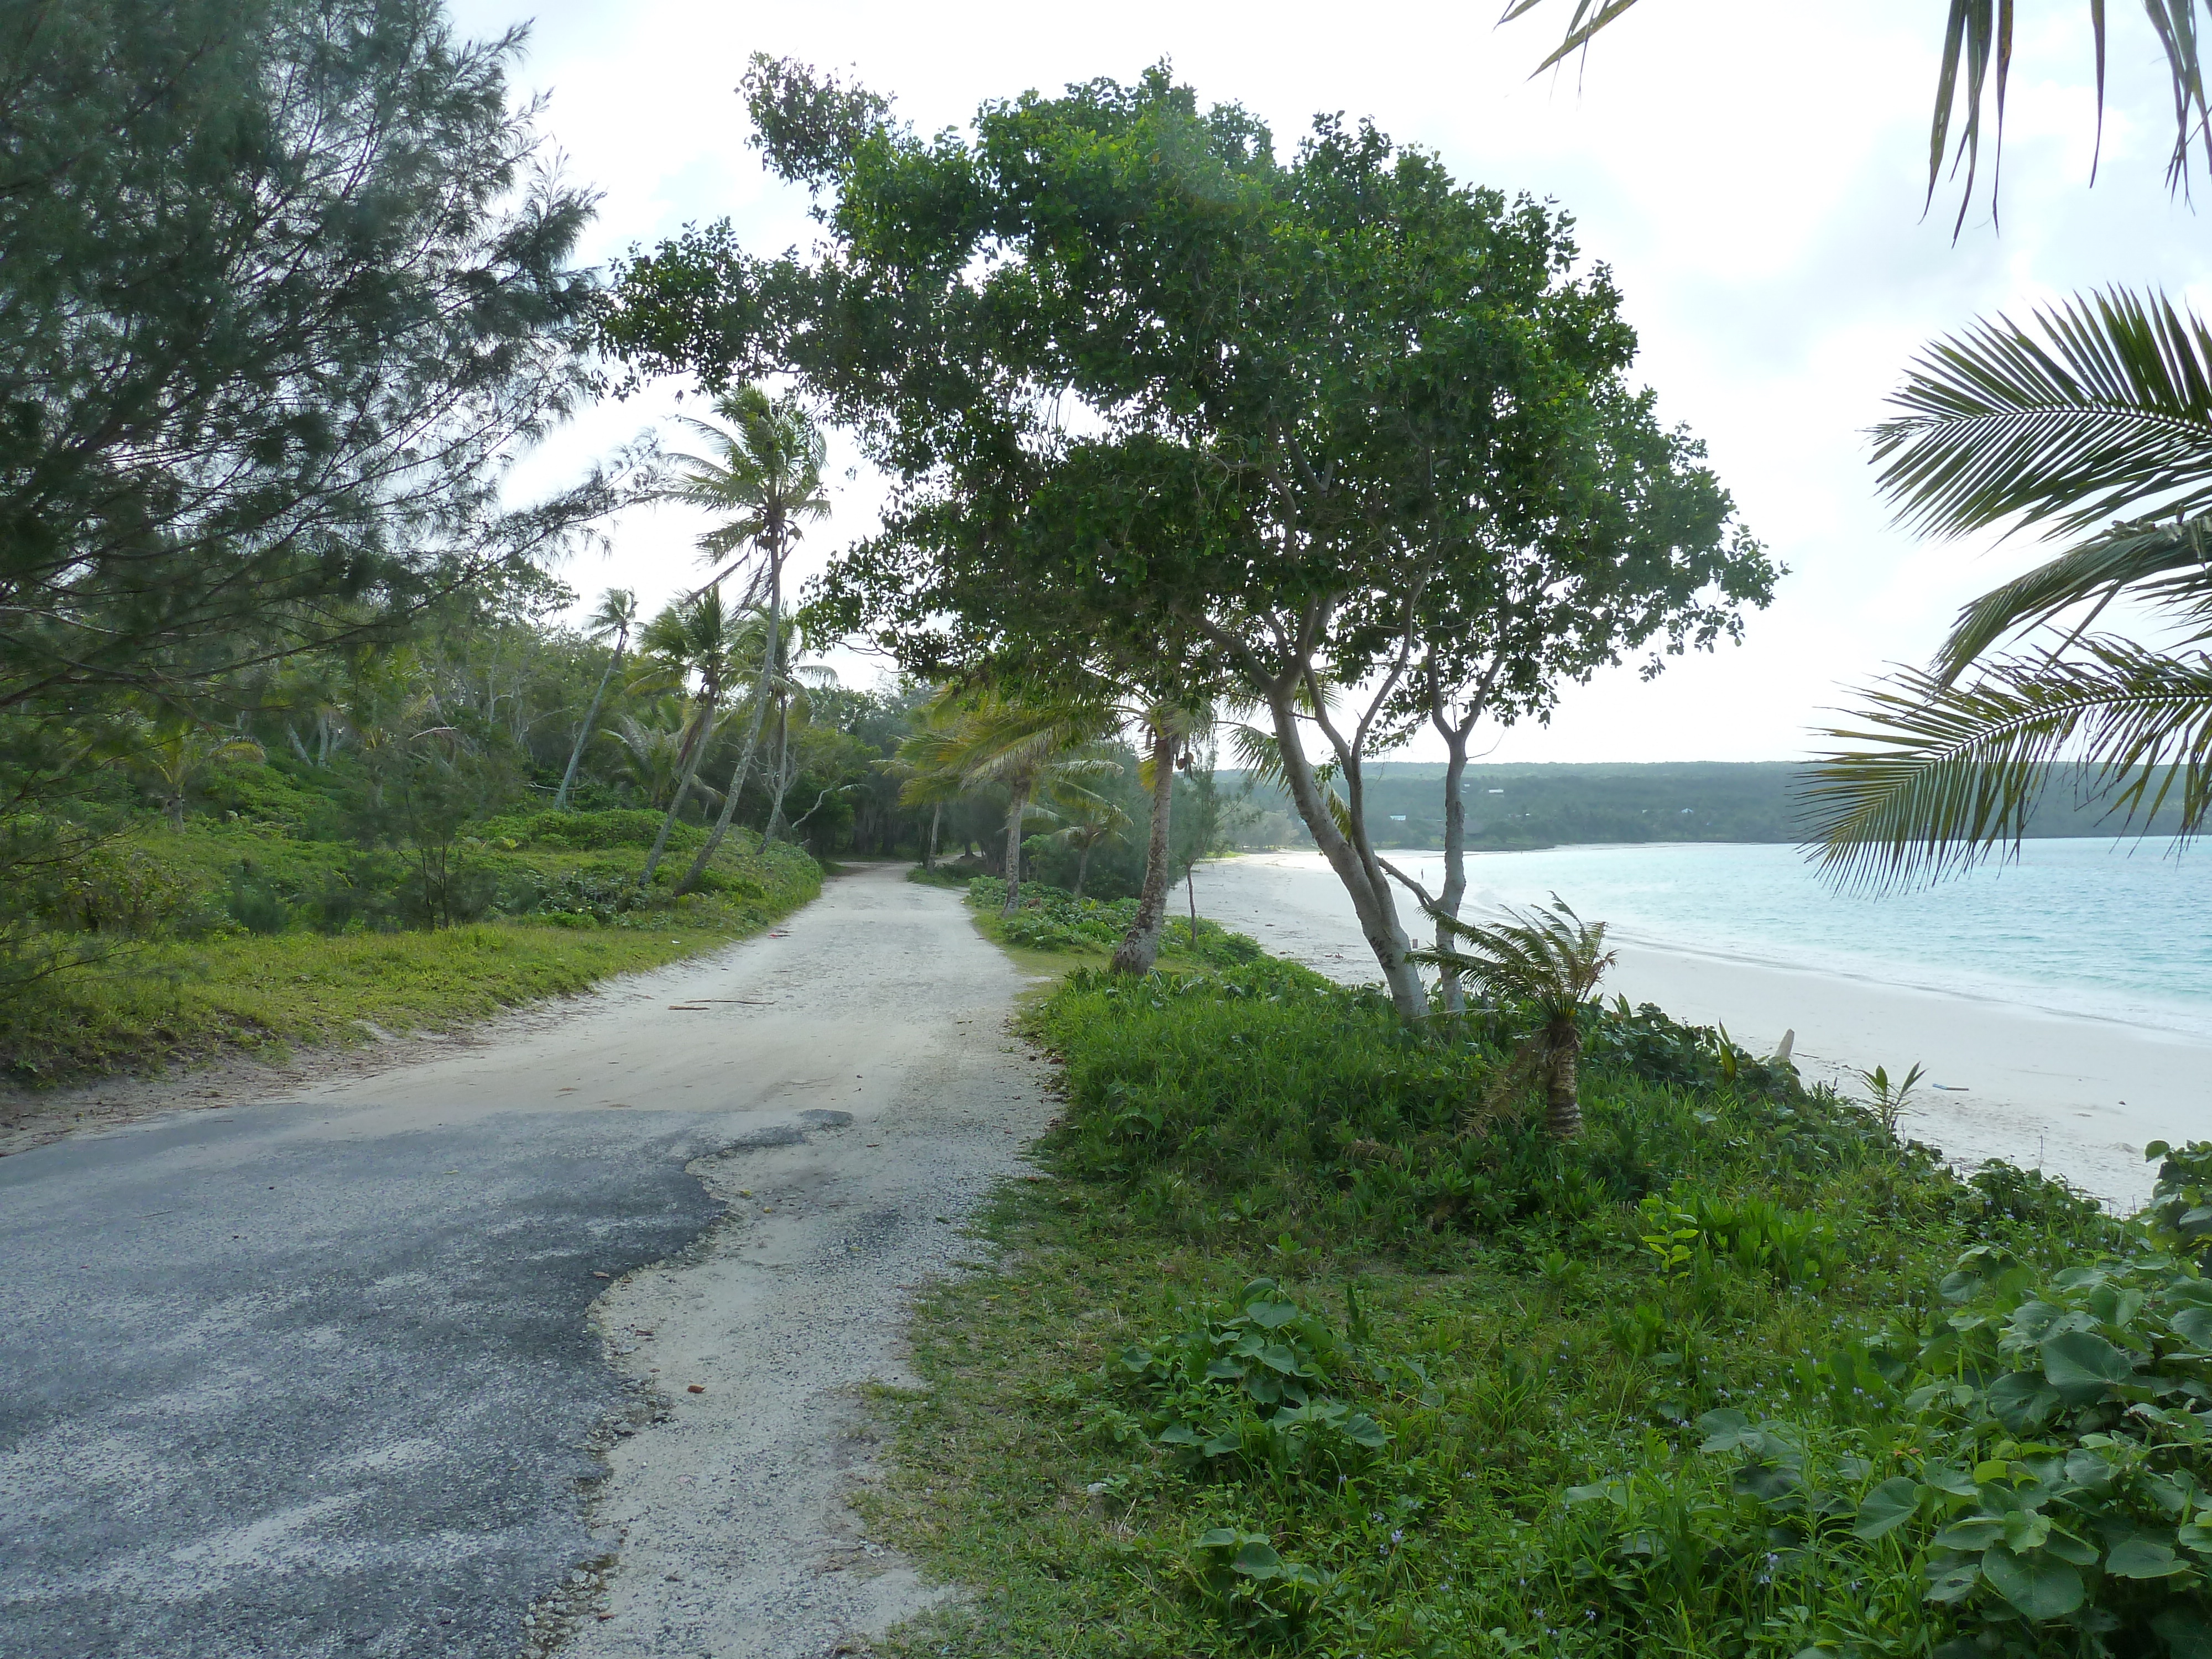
xmin=602 ymin=705 xmax=714 ymax=811
xmin=656 ymin=387 xmax=832 ymax=893
xmin=127 ymin=721 xmax=265 ymax=830
xmin=553 ymin=588 xmax=638 ymax=811
xmin=1807 ymin=289 xmax=2212 ymax=886
xmin=902 ymin=691 xmax=1119 ymax=914
xmin=1032 ymin=782 xmax=1132 ymax=900
xmin=633 ymin=585 xmax=743 ymax=885
xmin=1411 ymin=896 xmax=1616 ymax=1140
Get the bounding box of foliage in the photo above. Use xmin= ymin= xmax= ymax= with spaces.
xmin=0 ymin=0 xmax=624 ymax=714
xmin=1809 ymin=291 xmax=2212 ymax=888
xmin=0 ymin=822 xmax=819 ymax=1084
xmin=855 ymin=938 xmax=2171 ymax=1659
xmin=607 ymin=58 xmax=1772 ymax=1016
xmin=964 ymin=877 xmax=1267 ymax=969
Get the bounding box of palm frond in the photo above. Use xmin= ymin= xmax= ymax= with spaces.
xmin=1873 ymin=289 xmax=2212 ymax=539
xmin=1499 ymin=5 xmax=2212 ymax=225
xmin=1805 ymin=639 xmax=2212 ymax=888
xmin=1935 ymin=512 xmax=2212 ymax=681
xmin=1408 ymin=895 xmax=1616 ymax=1018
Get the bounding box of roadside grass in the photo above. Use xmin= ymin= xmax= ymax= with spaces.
xmin=858 ymin=960 xmax=2167 ymax=1658
xmin=1 ymin=827 xmax=821 ymax=1085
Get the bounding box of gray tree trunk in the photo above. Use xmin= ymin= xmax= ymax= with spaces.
xmin=674 ymin=546 xmax=782 ymax=895
xmin=761 ymin=698 xmax=795 ymax=844
xmin=1109 ymin=723 xmax=1178 ymax=974
xmin=999 ymin=782 xmax=1032 ymax=915
xmin=1263 ymin=685 xmax=1426 ymax=1020
xmin=924 ymin=802 xmax=941 ymax=871
xmin=1432 ymin=727 xmax=1470 ymax=1014
xmin=553 ymin=635 xmax=625 ymax=811
xmin=637 ymin=697 xmax=717 ymax=889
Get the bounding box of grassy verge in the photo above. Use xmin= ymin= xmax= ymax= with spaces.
xmin=858 ymin=956 xmax=2212 ymax=1658
xmin=1 ymin=823 xmax=820 ymax=1085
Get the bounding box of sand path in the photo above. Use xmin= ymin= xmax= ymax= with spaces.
xmin=1 ymin=864 xmax=1049 ymax=1658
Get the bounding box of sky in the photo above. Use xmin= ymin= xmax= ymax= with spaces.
xmin=450 ymin=0 xmax=2209 ymax=764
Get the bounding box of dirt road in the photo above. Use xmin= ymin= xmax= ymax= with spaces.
xmin=0 ymin=865 xmax=1050 ymax=1658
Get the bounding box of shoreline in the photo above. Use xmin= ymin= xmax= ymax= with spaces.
xmin=1194 ymin=851 xmax=2210 ymax=1209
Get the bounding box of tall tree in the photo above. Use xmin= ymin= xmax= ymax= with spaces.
xmin=1371 ymin=382 xmax=1773 ymax=1011
xmin=633 ymin=585 xmax=739 ymax=886
xmin=606 ymin=65 xmax=1766 ymax=1015
xmin=0 ymin=0 xmax=627 ymax=714
xmin=1808 ymin=290 xmax=2212 ymax=884
xmin=552 ymin=589 xmax=638 ymax=810
xmin=658 ymin=388 xmax=832 ymax=895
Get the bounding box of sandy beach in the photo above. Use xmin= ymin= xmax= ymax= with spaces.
xmin=1192 ymin=851 xmax=2211 ymax=1210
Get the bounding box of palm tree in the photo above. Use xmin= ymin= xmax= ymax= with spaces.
xmin=1411 ymin=897 xmax=1616 ymax=1140
xmin=657 ymin=387 xmax=832 ymax=894
xmin=1807 ymin=290 xmax=2212 ymax=885
xmin=552 ymin=588 xmax=638 ymax=811
xmin=603 ymin=705 xmax=713 ymax=810
xmin=127 ymin=721 xmax=265 ymax=830
xmin=888 ymin=692 xmax=973 ymax=873
xmin=633 ymin=585 xmax=742 ymax=886
xmin=904 ymin=691 xmax=1119 ymax=915
xmin=1032 ymin=782 xmax=1131 ymax=899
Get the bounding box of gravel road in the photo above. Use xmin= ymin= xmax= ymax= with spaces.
xmin=0 ymin=864 xmax=1051 ymax=1658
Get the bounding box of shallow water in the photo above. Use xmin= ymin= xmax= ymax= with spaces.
xmin=1370 ymin=839 xmax=2210 ymax=1040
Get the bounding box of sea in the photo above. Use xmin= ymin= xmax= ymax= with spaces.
xmin=1370 ymin=839 xmax=2211 ymax=1042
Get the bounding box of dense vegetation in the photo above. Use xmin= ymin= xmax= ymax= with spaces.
xmin=864 ymin=950 xmax=2212 ymax=1657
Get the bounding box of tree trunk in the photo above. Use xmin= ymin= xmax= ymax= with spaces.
xmin=637 ymin=697 xmax=716 ymax=889
xmin=554 ymin=636 xmax=625 ymax=811
xmin=761 ymin=697 xmax=796 ymax=844
xmin=999 ymin=783 xmax=1031 ymax=915
xmin=925 ymin=802 xmax=940 ymax=871
xmin=1545 ymin=1036 xmax=1584 ymax=1139
xmin=1433 ymin=726 xmax=1470 ymax=1015
xmin=1262 ymin=686 xmax=1426 ymax=1019
xmin=1073 ymin=840 xmax=1093 ymax=900
xmin=1110 ymin=722 xmax=1178 ymax=974
xmin=676 ymin=551 xmax=784 ymax=891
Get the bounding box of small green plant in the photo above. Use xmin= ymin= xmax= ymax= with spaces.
xmin=1854 ymin=1060 xmax=1928 ymax=1136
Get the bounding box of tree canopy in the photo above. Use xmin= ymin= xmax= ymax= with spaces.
xmin=607 ymin=59 xmax=1772 ymax=1016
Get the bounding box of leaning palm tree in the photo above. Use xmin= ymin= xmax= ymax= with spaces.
xmin=658 ymin=387 xmax=832 ymax=895
xmin=634 ymin=585 xmax=741 ymax=885
xmin=1807 ymin=290 xmax=2212 ymax=885
xmin=1033 ymin=783 xmax=1131 ymax=900
xmin=1411 ymin=896 xmax=1616 ymax=1140
xmin=552 ymin=588 xmax=638 ymax=811
xmin=912 ymin=691 xmax=1120 ymax=915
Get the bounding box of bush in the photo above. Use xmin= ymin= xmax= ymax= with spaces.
xmin=476 ymin=808 xmax=708 ymax=852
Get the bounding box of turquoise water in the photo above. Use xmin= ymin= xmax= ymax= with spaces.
xmin=1386 ymin=839 xmax=2211 ymax=1039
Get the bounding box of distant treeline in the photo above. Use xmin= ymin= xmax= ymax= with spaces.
xmin=1222 ymin=761 xmax=2187 ymax=851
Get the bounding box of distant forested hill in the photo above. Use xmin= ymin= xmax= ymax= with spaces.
xmin=1220 ymin=761 xmax=2185 ymax=851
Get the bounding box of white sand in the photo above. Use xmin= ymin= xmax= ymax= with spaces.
xmin=1191 ymin=852 xmax=2212 ymax=1210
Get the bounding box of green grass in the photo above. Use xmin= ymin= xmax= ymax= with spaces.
xmin=853 ymin=961 xmax=2192 ymax=1659
xmin=1 ymin=823 xmax=821 ymax=1084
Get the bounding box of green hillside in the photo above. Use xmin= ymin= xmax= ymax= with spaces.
xmin=1223 ymin=761 xmax=2185 ymax=851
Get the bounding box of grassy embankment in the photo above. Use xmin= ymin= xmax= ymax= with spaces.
xmin=868 ymin=885 xmax=2212 ymax=1658
xmin=1 ymin=811 xmax=820 ymax=1086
